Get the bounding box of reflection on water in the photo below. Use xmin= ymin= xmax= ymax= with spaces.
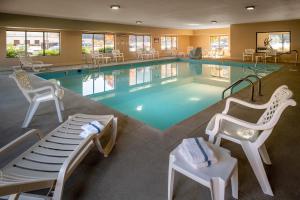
xmin=82 ymin=73 xmax=115 ymax=96
xmin=39 ymin=61 xmax=276 ymax=130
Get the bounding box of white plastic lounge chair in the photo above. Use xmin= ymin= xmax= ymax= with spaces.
xmin=149 ymin=48 xmax=160 ymax=59
xmin=19 ymin=57 xmax=53 ymax=72
xmin=112 ymin=50 xmax=124 ymax=62
xmin=0 ymin=113 xmax=118 ymax=200
xmin=243 ymin=49 xmax=255 ymax=62
xmin=10 ymin=70 xmax=64 ymax=128
xmin=205 ymin=85 xmax=296 ymax=196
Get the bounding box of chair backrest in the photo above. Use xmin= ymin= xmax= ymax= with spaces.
xmin=112 ymin=49 xmax=120 ymax=56
xmin=10 ymin=70 xmax=33 ymax=102
xmin=137 ymin=49 xmax=143 ymax=55
xmin=245 ymin=49 xmax=255 ymax=54
xmin=258 ymin=85 xmax=296 ymax=127
xmin=266 ymin=49 xmax=277 ymax=56
xmin=19 ymin=57 xmax=33 ymax=67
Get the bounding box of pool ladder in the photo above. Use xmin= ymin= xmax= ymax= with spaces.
xmin=222 ymin=75 xmax=262 ymax=101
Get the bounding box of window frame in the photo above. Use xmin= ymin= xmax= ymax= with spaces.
xmin=160 ymin=36 xmax=177 ymax=51
xmin=209 ymin=35 xmax=229 ymax=50
xmin=6 ymin=30 xmax=61 ymax=58
xmin=128 ymin=34 xmax=152 ymax=52
xmin=256 ymin=31 xmax=291 ymax=53
xmin=81 ymin=33 xmax=116 ymax=54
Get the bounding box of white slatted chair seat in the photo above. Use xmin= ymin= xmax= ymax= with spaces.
xmin=0 ymin=114 xmax=118 ymax=200
xmin=10 ymin=70 xmax=64 ymax=128
xmin=206 ymin=85 xmax=296 ymax=196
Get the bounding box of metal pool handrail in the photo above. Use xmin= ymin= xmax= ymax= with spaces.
xmin=222 ymin=74 xmax=262 ymax=101
xmin=245 ymin=74 xmax=263 ymax=96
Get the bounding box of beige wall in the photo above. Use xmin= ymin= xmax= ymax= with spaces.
xmin=230 ymin=20 xmax=300 ymax=62
xmin=0 ymin=13 xmax=193 ymax=68
xmin=190 ymin=28 xmax=230 ymax=56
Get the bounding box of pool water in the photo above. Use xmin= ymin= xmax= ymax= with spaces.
xmin=38 ymin=59 xmax=279 ymax=130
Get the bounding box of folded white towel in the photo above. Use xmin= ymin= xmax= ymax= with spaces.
xmin=80 ymin=121 xmax=104 ymax=138
xmin=179 ymin=137 xmax=218 ymax=169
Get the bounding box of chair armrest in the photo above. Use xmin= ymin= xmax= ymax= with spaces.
xmin=0 ymin=129 xmax=44 ymax=157
xmin=27 ymin=85 xmax=55 ymax=94
xmin=207 ymin=113 xmax=266 ymax=140
xmin=222 ymin=97 xmax=268 ymax=114
xmin=32 ymin=61 xmax=44 ymax=64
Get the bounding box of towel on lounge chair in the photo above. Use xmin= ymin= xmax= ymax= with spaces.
xmin=179 ymin=137 xmax=218 ymax=169
xmin=80 ymin=120 xmax=104 ymax=138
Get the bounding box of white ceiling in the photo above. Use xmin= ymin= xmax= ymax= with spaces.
xmin=0 ymin=0 xmax=300 ymax=29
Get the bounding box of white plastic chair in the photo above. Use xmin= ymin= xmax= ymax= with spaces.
xmin=112 ymin=49 xmax=124 ymax=62
xmin=19 ymin=57 xmax=53 ymax=72
xmin=168 ymin=142 xmax=238 ymax=200
xmin=265 ymin=49 xmax=278 ymax=63
xmin=91 ymin=52 xmax=104 ymax=65
xmin=10 ymin=70 xmax=64 ymax=128
xmin=149 ymin=48 xmax=160 ymax=59
xmin=206 ymin=85 xmax=296 ymax=196
xmin=243 ymin=49 xmax=255 ymax=62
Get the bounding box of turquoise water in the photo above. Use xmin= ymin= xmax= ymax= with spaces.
xmin=38 ymin=59 xmax=279 ymax=130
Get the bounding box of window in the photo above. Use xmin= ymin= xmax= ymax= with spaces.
xmin=161 ymin=36 xmax=177 ymax=50
xmin=6 ymin=31 xmax=60 ymax=58
xmin=256 ymin=32 xmax=291 ymax=53
xmin=128 ymin=35 xmax=151 ymax=52
xmin=210 ymin=35 xmax=229 ymax=50
xmin=45 ymin=32 xmax=60 ymax=56
xmin=82 ymin=33 xmax=115 ymax=54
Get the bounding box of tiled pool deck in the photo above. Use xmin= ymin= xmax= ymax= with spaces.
xmin=0 ymin=59 xmax=299 ymax=200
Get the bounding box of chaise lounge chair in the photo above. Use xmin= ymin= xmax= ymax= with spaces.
xmin=205 ymin=85 xmax=296 ymax=196
xmin=19 ymin=57 xmax=53 ymax=72
xmin=10 ymin=69 xmax=64 ymax=128
xmin=0 ymin=113 xmax=118 ymax=200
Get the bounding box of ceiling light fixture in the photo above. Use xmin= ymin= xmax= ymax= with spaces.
xmin=211 ymin=21 xmax=217 ymax=24
xmin=136 ymin=21 xmax=143 ymax=24
xmin=245 ymin=6 xmax=255 ymax=11
xmin=187 ymin=23 xmax=200 ymax=26
xmin=110 ymin=5 xmax=120 ymax=10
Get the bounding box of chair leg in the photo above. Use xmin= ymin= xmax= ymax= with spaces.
xmin=215 ymin=137 xmax=222 ymax=146
xmin=231 ymin=165 xmax=238 ymax=199
xmin=168 ymin=161 xmax=175 ymax=200
xmin=210 ymin=177 xmax=225 ymax=200
xmin=8 ymin=193 xmax=20 ymax=200
xmin=22 ymin=101 xmax=40 ymax=128
xmin=241 ymin=142 xmax=274 ymax=196
xmin=259 ymin=144 xmax=272 ymax=165
xmin=59 ymin=100 xmax=65 ymax=111
xmin=54 ymin=98 xmax=63 ymax=123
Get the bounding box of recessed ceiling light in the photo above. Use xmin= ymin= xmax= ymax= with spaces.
xmin=187 ymin=23 xmax=200 ymax=26
xmin=211 ymin=21 xmax=217 ymax=24
xmin=245 ymin=6 xmax=255 ymax=11
xmin=136 ymin=21 xmax=143 ymax=24
xmin=110 ymin=5 xmax=120 ymax=10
